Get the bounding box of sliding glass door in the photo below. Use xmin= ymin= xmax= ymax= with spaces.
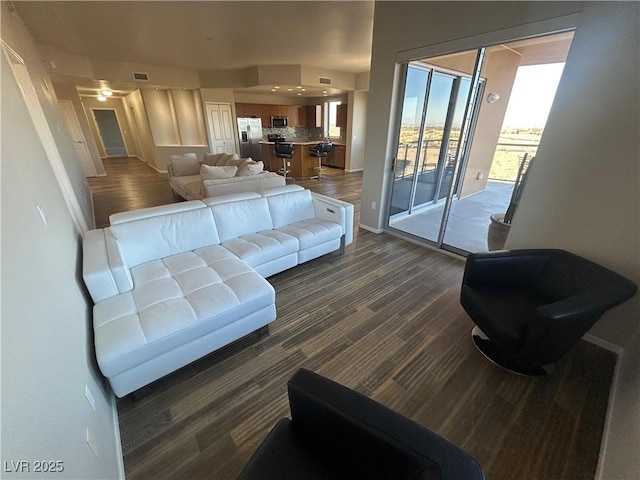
xmin=389 ymin=60 xmax=482 ymax=243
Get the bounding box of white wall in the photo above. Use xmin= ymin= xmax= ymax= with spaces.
xmin=506 ymin=1 xmax=639 ymax=349
xmin=1 ymin=29 xmax=123 ymax=480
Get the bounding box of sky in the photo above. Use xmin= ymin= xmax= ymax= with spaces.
xmin=501 ymin=63 xmax=565 ymax=129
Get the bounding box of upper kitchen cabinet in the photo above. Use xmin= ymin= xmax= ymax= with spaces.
xmin=336 ymin=103 xmax=348 ymax=128
xmin=235 ymin=103 xmax=270 ymax=127
xmin=305 ymin=105 xmax=322 ymax=128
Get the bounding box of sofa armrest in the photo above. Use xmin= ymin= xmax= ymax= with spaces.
xmin=83 ymin=229 xmax=120 ymax=303
xmin=104 ymin=228 xmax=133 ymax=294
xmin=311 ymin=193 xmax=354 ymax=246
xmin=287 ymin=369 xmax=485 ymax=480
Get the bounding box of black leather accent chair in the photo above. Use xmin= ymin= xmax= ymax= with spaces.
xmin=275 ymin=142 xmax=294 ymax=181
xmin=237 ymin=368 xmax=485 ymax=480
xmin=461 ymin=249 xmax=637 ymax=375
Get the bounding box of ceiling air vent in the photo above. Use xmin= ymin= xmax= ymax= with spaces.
xmin=318 ymin=77 xmax=332 ymax=86
xmin=132 ymin=72 xmax=149 ymax=81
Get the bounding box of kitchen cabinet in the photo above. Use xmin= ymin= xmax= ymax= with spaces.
xmin=286 ymin=106 xmax=300 ymax=127
xmin=305 ymin=105 xmax=322 ymax=128
xmin=235 ymin=103 xmax=270 ymax=127
xmin=336 ymin=103 xmax=348 ymax=128
xmin=261 ymin=143 xmax=277 ymax=172
xmin=323 ymin=144 xmax=346 ymax=169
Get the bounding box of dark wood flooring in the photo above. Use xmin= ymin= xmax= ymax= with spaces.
xmin=89 ymin=158 xmax=615 ymax=480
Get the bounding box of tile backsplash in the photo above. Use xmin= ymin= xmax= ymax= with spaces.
xmin=263 ymin=126 xmax=344 ymax=143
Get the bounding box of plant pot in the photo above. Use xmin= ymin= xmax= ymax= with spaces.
xmin=487 ymin=213 xmax=511 ymax=251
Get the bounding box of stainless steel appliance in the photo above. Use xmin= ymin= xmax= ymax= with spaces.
xmin=237 ymin=117 xmax=263 ymax=160
xmin=267 ymin=133 xmax=286 ymax=143
xmin=270 ymin=116 xmax=288 ymax=128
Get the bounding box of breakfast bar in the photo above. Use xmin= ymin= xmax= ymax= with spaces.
xmin=261 ymin=140 xmax=346 ymax=179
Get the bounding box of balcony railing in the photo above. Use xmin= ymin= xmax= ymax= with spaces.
xmin=488 ymin=142 xmax=539 ymax=182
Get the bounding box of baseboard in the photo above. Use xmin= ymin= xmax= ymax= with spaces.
xmin=110 ymin=392 xmax=126 ymax=479
xmin=584 ymin=334 xmax=624 ymax=355
xmin=595 ymin=353 xmax=621 ymax=480
xmin=359 ymin=223 xmax=384 ymax=234
xmin=345 ymin=167 xmax=363 ymax=173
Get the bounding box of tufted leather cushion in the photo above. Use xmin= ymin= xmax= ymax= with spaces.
xmin=93 ymin=245 xmax=275 ymax=377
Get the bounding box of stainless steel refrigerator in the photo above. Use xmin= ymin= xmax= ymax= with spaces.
xmin=237 ymin=117 xmax=263 ymax=160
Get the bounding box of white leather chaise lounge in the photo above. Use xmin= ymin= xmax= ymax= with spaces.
xmin=82 ymin=185 xmax=354 ymax=397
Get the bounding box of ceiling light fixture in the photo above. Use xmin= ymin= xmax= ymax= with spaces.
xmin=101 ymin=89 xmax=113 ymax=97
xmin=287 ymin=88 xmax=293 ymax=91
xmin=296 ymin=86 xmax=302 ymax=89
xmin=270 ymin=89 xmax=276 ymax=92
xmin=296 ymin=93 xmax=302 ymax=96
xmin=273 ymin=86 xmax=280 ymax=89
xmin=97 ymin=95 xmax=107 ymax=102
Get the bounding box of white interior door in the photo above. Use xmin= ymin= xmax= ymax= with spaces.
xmin=58 ymin=100 xmax=97 ymax=177
xmin=206 ymin=103 xmax=237 ymax=154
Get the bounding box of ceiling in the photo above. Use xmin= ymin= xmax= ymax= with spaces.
xmin=14 ymin=1 xmax=375 ymax=81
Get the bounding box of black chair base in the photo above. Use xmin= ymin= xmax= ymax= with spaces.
xmin=471 ymin=326 xmax=552 ymax=376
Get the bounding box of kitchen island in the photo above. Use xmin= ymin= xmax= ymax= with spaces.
xmin=261 ymin=140 xmax=345 ymax=179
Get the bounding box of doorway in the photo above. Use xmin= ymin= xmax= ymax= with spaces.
xmin=58 ymin=100 xmax=97 ymax=177
xmin=92 ymin=109 xmax=128 ymax=157
xmin=387 ymin=31 xmax=573 ymax=255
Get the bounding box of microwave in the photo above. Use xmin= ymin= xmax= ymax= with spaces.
xmin=270 ymin=116 xmax=288 ymax=128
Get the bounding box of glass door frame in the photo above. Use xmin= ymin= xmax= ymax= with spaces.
xmin=387 ymin=49 xmax=487 ymax=250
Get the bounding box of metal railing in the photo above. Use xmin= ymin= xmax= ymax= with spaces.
xmin=488 ymin=142 xmax=539 ymax=182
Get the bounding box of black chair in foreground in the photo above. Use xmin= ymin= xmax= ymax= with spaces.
xmin=461 ymin=249 xmax=637 ymax=376
xmin=237 ymin=368 xmax=485 ymax=480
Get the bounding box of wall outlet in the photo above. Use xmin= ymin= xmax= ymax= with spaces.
xmin=85 ymin=385 xmax=96 ymax=411
xmin=86 ymin=428 xmax=98 ymax=458
xmin=476 ymin=172 xmax=484 ymax=180
xmin=287 ymin=161 xmax=291 ymax=167
xmin=371 ymin=201 xmax=377 ymax=210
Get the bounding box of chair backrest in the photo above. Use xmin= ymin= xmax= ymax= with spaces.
xmin=312 ymin=142 xmax=333 ymax=154
xmin=275 ymin=142 xmax=294 ymax=157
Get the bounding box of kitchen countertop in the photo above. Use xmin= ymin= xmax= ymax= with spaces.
xmin=260 ymin=140 xmax=346 ymax=146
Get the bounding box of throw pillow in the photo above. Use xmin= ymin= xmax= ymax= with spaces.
xmin=170 ymin=153 xmax=200 ymax=176
xmin=237 ymin=160 xmax=264 ymax=176
xmin=200 ymin=164 xmax=238 ymax=179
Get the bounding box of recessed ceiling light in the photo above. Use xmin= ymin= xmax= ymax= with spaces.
xmin=301 ymin=89 xmax=306 ymax=92
xmin=101 ymin=89 xmax=113 ymax=96
xmin=322 ymin=91 xmax=328 ymax=94
xmin=287 ymin=88 xmax=293 ymax=91
xmin=296 ymin=86 xmax=302 ymax=89
xmin=274 ymin=86 xmax=280 ymax=89
xmin=270 ymin=89 xmax=276 ymax=92
xmin=97 ymin=95 xmax=107 ymax=101
xmin=296 ymin=93 xmax=302 ymax=96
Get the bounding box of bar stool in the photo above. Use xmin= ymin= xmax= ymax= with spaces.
xmin=274 ymin=142 xmax=294 ymax=182
xmin=309 ymin=142 xmax=333 ymax=181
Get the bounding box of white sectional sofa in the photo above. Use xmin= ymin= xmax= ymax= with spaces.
xmin=168 ymin=152 xmax=286 ymax=200
xmin=82 ymin=185 xmax=354 ymax=397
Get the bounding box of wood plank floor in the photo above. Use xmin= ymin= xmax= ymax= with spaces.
xmin=89 ymin=159 xmax=615 ymax=480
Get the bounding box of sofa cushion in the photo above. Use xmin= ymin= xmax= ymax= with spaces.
xmin=170 ymin=153 xmax=200 ymax=176
xmin=266 ymin=189 xmax=316 ymax=228
xmin=275 ymin=218 xmax=343 ymax=251
xmin=93 ymin=246 xmax=275 ymax=377
xmin=201 ymin=164 xmax=238 ymax=179
xmin=238 ymin=160 xmax=264 ymax=176
xmin=210 ymin=197 xmax=274 ymax=241
xmin=109 ymin=202 xmax=220 ymax=268
xmin=221 ymin=231 xmax=299 ymax=269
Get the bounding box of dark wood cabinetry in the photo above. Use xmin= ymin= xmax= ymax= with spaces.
xmin=235 ymin=103 xmax=323 ymax=128
xmin=322 ymin=144 xmax=346 ymax=169
xmin=336 ymin=103 xmax=348 ymax=128
xmin=305 ymin=105 xmax=322 ymax=128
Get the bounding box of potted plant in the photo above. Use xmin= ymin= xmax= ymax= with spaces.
xmin=487 ymin=153 xmax=533 ymax=251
